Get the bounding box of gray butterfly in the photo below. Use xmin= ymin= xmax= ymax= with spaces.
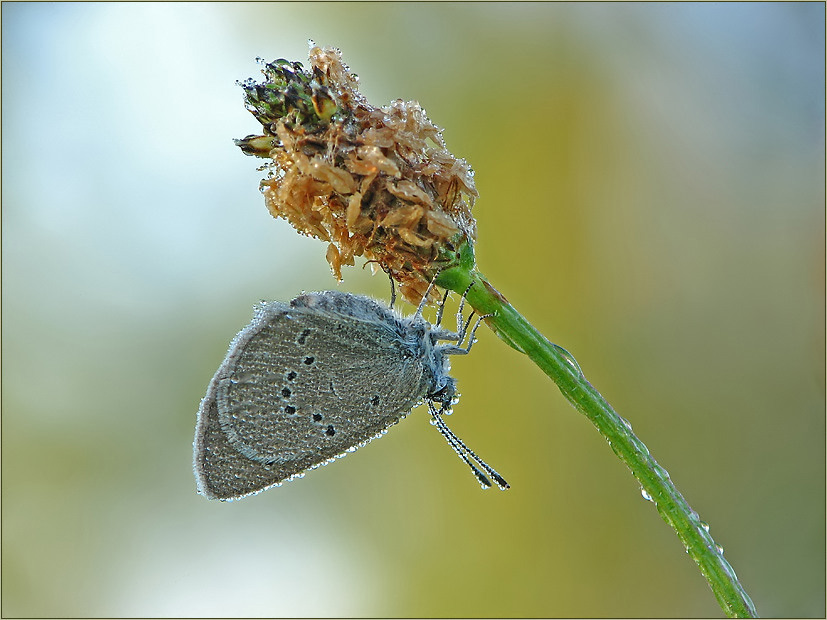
xmin=194 ymin=285 xmax=508 ymax=500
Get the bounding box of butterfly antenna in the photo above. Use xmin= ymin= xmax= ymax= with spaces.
xmin=428 ymin=402 xmax=509 ymax=490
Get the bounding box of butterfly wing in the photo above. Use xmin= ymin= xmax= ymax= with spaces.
xmin=194 ymin=300 xmax=427 ymax=500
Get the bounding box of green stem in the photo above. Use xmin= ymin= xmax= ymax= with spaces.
xmin=437 ymin=266 xmax=757 ymax=618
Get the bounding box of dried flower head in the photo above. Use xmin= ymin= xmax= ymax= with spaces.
xmin=235 ymin=43 xmax=478 ymax=304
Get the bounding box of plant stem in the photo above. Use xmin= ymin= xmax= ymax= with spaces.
xmin=438 ymin=266 xmax=758 ymax=618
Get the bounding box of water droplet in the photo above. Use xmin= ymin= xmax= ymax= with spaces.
xmin=640 ymin=487 xmax=653 ymax=502
xmin=700 ymin=521 xmax=710 ymax=533
xmin=651 ymin=462 xmax=670 ymax=481
xmin=715 ymin=543 xmax=724 ymax=554
xmin=553 ymin=343 xmax=583 ymax=376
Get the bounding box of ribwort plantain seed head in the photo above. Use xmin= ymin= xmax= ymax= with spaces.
xmin=236 ymin=43 xmax=478 ymax=304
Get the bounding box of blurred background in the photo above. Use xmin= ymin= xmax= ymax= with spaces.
xmin=2 ymin=2 xmax=824 ymax=617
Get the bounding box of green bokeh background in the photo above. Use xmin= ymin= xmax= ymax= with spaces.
xmin=2 ymin=2 xmax=824 ymax=617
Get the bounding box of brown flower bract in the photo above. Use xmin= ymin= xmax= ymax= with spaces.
xmin=248 ymin=45 xmax=478 ymax=304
